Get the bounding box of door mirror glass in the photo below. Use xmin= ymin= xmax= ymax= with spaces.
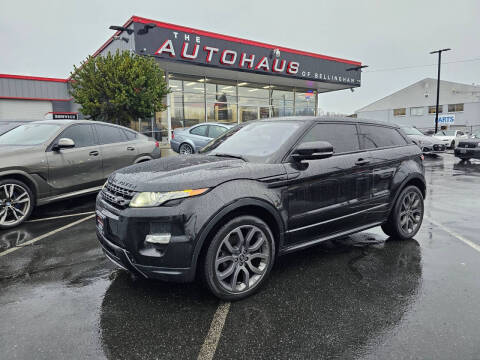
xmin=54 ymin=138 xmax=75 ymax=150
xmin=292 ymin=141 xmax=333 ymax=161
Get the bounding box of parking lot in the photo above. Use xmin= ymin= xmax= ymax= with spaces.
xmin=1 ymin=152 xmax=480 ymax=360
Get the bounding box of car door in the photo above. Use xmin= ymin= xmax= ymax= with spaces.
xmin=189 ymin=124 xmax=211 ymax=151
xmin=284 ymin=122 xmax=372 ymax=247
xmin=94 ymin=124 xmax=139 ymax=178
xmin=45 ymin=124 xmax=103 ymax=194
xmin=357 ymin=124 xmax=410 ymax=223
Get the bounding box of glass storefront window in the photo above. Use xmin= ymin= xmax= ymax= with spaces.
xmin=295 ymin=89 xmax=316 ymax=116
xmin=169 ymin=74 xmax=206 ymax=129
xmin=207 ymin=103 xmax=237 ymax=123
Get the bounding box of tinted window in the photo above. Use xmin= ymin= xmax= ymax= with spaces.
xmin=208 ymin=125 xmax=228 ymax=138
xmin=190 ymin=125 xmax=208 ymax=137
xmin=359 ymin=125 xmax=407 ymax=149
xmin=0 ymin=124 xmax=61 ymax=146
xmin=95 ymin=125 xmax=127 ymax=144
xmin=300 ymin=123 xmax=360 ymax=154
xmin=123 ymin=129 xmax=137 ymax=141
xmin=200 ymin=121 xmax=302 ymax=161
xmin=59 ymin=125 xmax=95 ymax=148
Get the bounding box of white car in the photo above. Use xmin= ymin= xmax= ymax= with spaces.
xmin=433 ymin=129 xmax=468 ymax=149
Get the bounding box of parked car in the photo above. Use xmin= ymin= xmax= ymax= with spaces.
xmin=470 ymin=129 xmax=480 ymax=139
xmin=454 ymin=139 xmax=480 ymax=161
xmin=0 ymin=120 xmax=34 ymax=135
xmin=0 ymin=120 xmax=161 ymax=229
xmin=170 ymin=122 xmax=236 ymax=154
xmin=433 ymin=129 xmax=468 ymax=148
xmin=96 ymin=117 xmax=426 ymax=300
xmin=400 ymin=126 xmax=446 ymax=155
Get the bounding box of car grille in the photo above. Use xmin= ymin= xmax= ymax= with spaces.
xmin=101 ymin=181 xmax=136 ymax=209
xmin=433 ymin=144 xmax=445 ymax=151
xmin=458 ymin=143 xmax=477 ymax=148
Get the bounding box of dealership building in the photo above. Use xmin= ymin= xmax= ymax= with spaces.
xmin=356 ymin=78 xmax=480 ymax=132
xmin=0 ymin=16 xmax=362 ymax=141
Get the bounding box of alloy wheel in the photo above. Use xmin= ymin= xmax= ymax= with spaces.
xmin=214 ymin=225 xmax=270 ymax=293
xmin=399 ymin=190 xmax=423 ymax=235
xmin=179 ymin=144 xmax=193 ymax=154
xmin=0 ymin=184 xmax=31 ymax=227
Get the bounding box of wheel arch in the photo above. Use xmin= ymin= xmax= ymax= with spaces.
xmin=0 ymin=171 xmax=38 ymax=203
xmin=179 ymin=141 xmax=195 ymax=153
xmin=192 ymin=198 xmax=285 ymax=279
xmin=134 ymin=155 xmax=153 ymax=164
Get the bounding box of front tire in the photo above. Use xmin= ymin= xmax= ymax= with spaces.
xmin=204 ymin=215 xmax=275 ymax=301
xmin=0 ymin=179 xmax=34 ymax=229
xmin=382 ymin=185 xmax=424 ymax=240
xmin=450 ymin=140 xmax=455 ymax=149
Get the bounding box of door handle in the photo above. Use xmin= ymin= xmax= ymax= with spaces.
xmin=127 ymin=146 xmax=135 ymax=151
xmin=89 ymin=150 xmax=99 ymax=156
xmin=355 ymin=158 xmax=370 ymax=166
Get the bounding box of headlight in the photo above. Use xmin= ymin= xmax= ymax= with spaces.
xmin=129 ymin=188 xmax=209 ymax=207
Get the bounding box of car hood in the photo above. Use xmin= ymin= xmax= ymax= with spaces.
xmin=0 ymin=145 xmax=42 ymax=160
xmin=408 ymin=135 xmax=443 ymax=145
xmin=109 ymin=155 xmax=286 ymax=192
xmin=433 ymin=135 xmax=454 ymax=141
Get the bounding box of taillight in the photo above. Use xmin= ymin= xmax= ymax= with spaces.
xmin=155 ymin=141 xmax=159 ymax=148
xmin=420 ymin=154 xmax=425 ymax=161
xmin=171 ymin=132 xmax=175 ymax=139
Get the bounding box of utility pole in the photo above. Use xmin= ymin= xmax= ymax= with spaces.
xmin=429 ymin=48 xmax=451 ymax=133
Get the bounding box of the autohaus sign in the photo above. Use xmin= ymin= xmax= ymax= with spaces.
xmin=133 ymin=17 xmax=361 ymax=86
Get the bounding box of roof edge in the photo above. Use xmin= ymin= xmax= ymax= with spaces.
xmin=0 ymin=74 xmax=68 ymax=83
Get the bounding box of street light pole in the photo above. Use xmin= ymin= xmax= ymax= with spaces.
xmin=429 ymin=48 xmax=451 ymax=133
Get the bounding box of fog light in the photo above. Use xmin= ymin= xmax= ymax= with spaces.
xmin=145 ymin=233 xmax=171 ymax=244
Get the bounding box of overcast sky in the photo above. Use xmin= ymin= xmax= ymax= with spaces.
xmin=1 ymin=0 xmax=479 ymax=114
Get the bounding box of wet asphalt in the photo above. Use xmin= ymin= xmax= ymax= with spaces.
xmin=1 ymin=153 xmax=480 ymax=360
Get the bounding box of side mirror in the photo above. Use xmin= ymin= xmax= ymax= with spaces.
xmin=53 ymin=138 xmax=75 ymax=151
xmin=291 ymin=141 xmax=334 ymax=161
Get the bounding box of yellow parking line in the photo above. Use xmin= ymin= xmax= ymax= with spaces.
xmin=25 ymin=211 xmax=95 ymax=223
xmin=0 ymin=215 xmax=95 ymax=257
xmin=425 ymin=216 xmax=480 ymax=253
xmin=197 ymin=302 xmax=231 ymax=360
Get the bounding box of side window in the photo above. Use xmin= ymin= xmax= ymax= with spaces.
xmin=190 ymin=125 xmax=208 ymax=137
xmin=208 ymin=125 xmax=228 ymax=138
xmin=123 ymin=129 xmax=137 ymax=141
xmin=358 ymin=125 xmax=408 ymax=150
xmin=59 ymin=125 xmax=95 ymax=148
xmin=300 ymin=123 xmax=360 ymax=154
xmin=95 ymin=125 xmax=128 ymax=144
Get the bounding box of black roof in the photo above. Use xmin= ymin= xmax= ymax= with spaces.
xmin=258 ymin=116 xmax=399 ymax=128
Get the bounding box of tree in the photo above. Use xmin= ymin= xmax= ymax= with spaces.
xmin=70 ymin=50 xmax=169 ymax=126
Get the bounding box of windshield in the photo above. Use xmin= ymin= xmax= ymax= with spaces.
xmin=435 ymin=130 xmax=455 ymax=136
xmin=401 ymin=127 xmax=423 ymax=136
xmin=199 ymin=121 xmax=302 ymax=161
xmin=0 ymin=123 xmax=61 ymax=146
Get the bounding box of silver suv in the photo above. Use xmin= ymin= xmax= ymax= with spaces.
xmin=0 ymin=120 xmax=161 ymax=228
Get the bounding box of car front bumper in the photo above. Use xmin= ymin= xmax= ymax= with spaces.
xmin=454 ymin=147 xmax=480 ymax=159
xmin=422 ymin=144 xmax=446 ymax=154
xmin=95 ymin=195 xmax=196 ymax=282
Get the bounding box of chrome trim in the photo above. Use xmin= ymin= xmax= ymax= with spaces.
xmin=286 ymin=203 xmax=388 ymax=234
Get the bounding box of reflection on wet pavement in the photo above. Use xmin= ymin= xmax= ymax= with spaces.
xmin=1 ymin=154 xmax=480 ymax=359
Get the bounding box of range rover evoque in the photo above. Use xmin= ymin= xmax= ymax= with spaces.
xmin=96 ymin=117 xmax=426 ymax=300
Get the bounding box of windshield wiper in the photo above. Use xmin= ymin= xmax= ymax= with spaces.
xmin=211 ymin=153 xmax=247 ymax=162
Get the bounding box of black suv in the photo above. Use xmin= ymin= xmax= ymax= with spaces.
xmin=96 ymin=117 xmax=426 ymax=300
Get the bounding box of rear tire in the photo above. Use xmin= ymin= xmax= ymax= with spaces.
xmin=203 ymin=215 xmax=275 ymax=301
xmin=382 ymin=185 xmax=424 ymax=240
xmin=0 ymin=179 xmax=34 ymax=229
xmin=179 ymin=143 xmax=194 ymax=155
